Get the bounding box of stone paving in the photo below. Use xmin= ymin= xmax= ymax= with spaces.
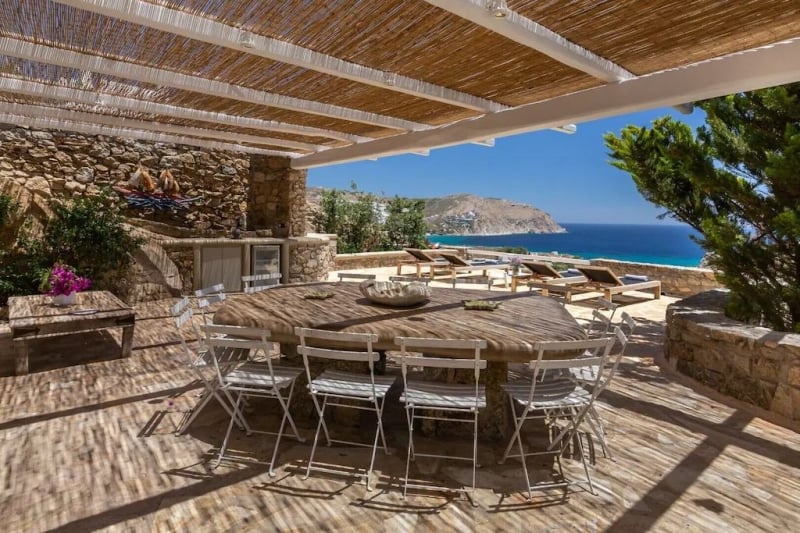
xmin=2 ymin=273 xmax=800 ymax=531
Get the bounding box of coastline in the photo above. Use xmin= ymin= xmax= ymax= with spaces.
xmin=428 ymin=224 xmax=704 ymax=268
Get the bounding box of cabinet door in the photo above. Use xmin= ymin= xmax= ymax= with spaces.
xmin=201 ymin=246 xmax=242 ymax=291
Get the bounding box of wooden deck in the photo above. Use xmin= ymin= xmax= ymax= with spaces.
xmin=1 ymin=297 xmax=799 ymax=532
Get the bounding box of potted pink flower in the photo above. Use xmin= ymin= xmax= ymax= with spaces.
xmin=40 ymin=263 xmax=92 ymax=306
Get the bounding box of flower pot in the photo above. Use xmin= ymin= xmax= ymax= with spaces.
xmin=52 ymin=292 xmax=77 ymax=306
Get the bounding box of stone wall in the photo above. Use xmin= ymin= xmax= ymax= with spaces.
xmin=665 ymin=290 xmax=800 ymax=420
xmin=287 ymin=235 xmax=337 ymax=283
xmin=589 ymin=259 xmax=721 ymax=297
xmin=249 ymin=155 xmax=307 ymax=237
xmin=0 ymin=125 xmax=250 ymax=233
xmin=334 ymin=250 xmax=407 ymax=271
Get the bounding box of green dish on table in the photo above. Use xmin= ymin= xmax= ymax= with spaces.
xmin=304 ymin=290 xmax=335 ymax=300
xmin=463 ymin=300 xmax=500 ymax=311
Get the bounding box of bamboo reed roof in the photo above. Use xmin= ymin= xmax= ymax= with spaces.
xmin=0 ymin=0 xmax=798 ymax=167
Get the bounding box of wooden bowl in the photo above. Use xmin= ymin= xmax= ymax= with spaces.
xmin=358 ymin=280 xmax=431 ymax=307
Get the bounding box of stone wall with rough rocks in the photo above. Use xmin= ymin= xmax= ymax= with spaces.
xmin=248 ymin=155 xmax=307 ymax=238
xmin=334 ymin=250 xmax=408 ymax=271
xmin=589 ymin=259 xmax=721 ymax=297
xmin=287 ymin=235 xmax=337 ymax=283
xmin=0 ymin=125 xmax=250 ymax=233
xmin=666 ymin=290 xmax=800 ymax=421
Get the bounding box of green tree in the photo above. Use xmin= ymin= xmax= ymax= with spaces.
xmin=604 ymin=83 xmax=800 ymax=332
xmin=316 ymin=186 xmax=428 ymax=253
xmin=382 ymin=196 xmax=427 ymax=250
xmin=318 ymin=187 xmax=382 ymax=253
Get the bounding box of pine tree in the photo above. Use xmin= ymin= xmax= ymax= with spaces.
xmin=604 ymin=83 xmax=800 ymax=332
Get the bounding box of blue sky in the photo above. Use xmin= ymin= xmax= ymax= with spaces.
xmin=308 ymin=106 xmax=708 ymax=225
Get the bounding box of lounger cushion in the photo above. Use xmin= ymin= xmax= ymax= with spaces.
xmin=622 ymin=274 xmax=649 ymax=282
xmin=560 ymin=268 xmax=583 ymax=277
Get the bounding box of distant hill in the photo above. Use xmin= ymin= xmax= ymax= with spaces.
xmin=306 ymin=188 xmax=564 ymax=235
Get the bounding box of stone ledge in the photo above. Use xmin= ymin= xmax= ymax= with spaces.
xmin=666 ymin=290 xmax=800 ymax=420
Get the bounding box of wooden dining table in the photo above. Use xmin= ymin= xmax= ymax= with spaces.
xmin=213 ymin=281 xmax=585 ymax=363
xmin=213 ymin=281 xmax=587 ymax=440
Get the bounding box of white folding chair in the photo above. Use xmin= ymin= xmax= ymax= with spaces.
xmin=572 ymin=312 xmax=636 ymax=459
xmin=584 ymin=309 xmax=612 ymax=338
xmin=195 ymin=283 xmax=226 ymax=326
xmin=337 ymin=272 xmax=377 ymax=282
xmin=389 ymin=276 xmax=431 ymax=285
xmin=584 ymin=297 xmax=618 ymax=337
xmin=242 ymin=272 xmax=281 ymax=293
xmin=296 ymin=327 xmax=396 ymax=490
xmin=204 ymin=324 xmax=304 ymax=475
xmin=170 ymin=297 xmax=239 ymax=436
xmin=394 ymin=337 xmax=487 ymax=504
xmin=500 ymin=336 xmax=615 ymax=499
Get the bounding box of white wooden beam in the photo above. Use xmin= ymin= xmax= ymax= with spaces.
xmin=0 ymin=111 xmax=297 ymax=156
xmin=424 ymin=0 xmax=635 ymax=82
xmin=0 ymin=101 xmax=318 ymax=152
xmin=54 ymin=0 xmax=506 ymax=114
xmin=0 ymin=37 xmax=423 ymax=131
xmin=53 ymin=0 xmax=506 ymax=114
xmin=293 ymin=38 xmax=800 ymax=168
xmin=0 ymin=76 xmax=367 ymax=144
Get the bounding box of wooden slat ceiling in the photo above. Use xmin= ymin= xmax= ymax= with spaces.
xmin=0 ymin=0 xmax=799 ymax=166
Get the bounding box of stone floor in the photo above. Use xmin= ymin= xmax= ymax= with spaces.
xmin=2 ymin=274 xmax=800 ymax=531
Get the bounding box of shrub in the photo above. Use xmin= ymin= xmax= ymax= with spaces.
xmin=0 ymin=189 xmax=142 ymax=305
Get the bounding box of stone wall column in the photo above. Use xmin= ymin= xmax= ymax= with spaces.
xmin=248 ymin=155 xmax=307 ymax=237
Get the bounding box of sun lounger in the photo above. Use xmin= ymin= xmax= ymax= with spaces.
xmin=576 ymin=266 xmax=661 ymax=303
xmin=521 ymin=261 xmax=583 ymax=280
xmin=397 ymin=248 xmax=450 ymax=278
xmin=524 ymin=262 xmax=588 ymax=301
xmin=436 ymin=252 xmax=509 ymax=284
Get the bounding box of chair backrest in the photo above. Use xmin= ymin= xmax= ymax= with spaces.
xmin=576 ymin=266 xmax=623 ymax=286
xmin=295 ymin=327 xmax=382 ymax=398
xmin=170 ymin=296 xmax=206 ymax=365
xmin=395 ymin=337 xmax=487 ymax=410
xmin=452 ymin=275 xmax=494 ymax=289
xmin=337 ymin=272 xmax=377 ymax=282
xmin=203 ymin=324 xmax=279 ymax=385
xmin=242 ymin=272 xmax=281 ymax=293
xmin=597 ymin=326 xmax=631 ymax=393
xmin=618 ymin=311 xmax=636 ymax=338
xmin=527 ymin=335 xmax=615 ymax=406
xmin=389 ymin=276 xmax=431 ymax=285
xmin=586 ymin=309 xmax=613 ymax=337
xmin=438 ymin=252 xmax=470 ymax=267
xmin=521 ymin=261 xmax=561 ymax=278
xmin=404 ymin=248 xmax=438 ymax=262
xmin=596 ymin=297 xmax=619 ymax=317
xmin=194 ymin=283 xmax=226 ymax=324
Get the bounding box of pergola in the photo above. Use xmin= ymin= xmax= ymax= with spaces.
xmin=1 ymin=0 xmax=799 ymax=169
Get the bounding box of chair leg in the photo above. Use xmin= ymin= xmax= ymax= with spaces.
xmin=470 ymin=408 xmax=479 ymax=507
xmin=176 ymin=389 xmax=213 ymax=436
xmin=216 ymin=392 xmax=244 ymax=468
xmin=500 ymin=395 xmax=522 ymax=464
xmin=268 ymin=383 xmax=301 ymax=478
xmin=366 ymin=403 xmax=383 ymax=492
xmin=376 ymin=398 xmax=390 ymax=455
xmin=573 ymin=427 xmax=595 ymax=495
xmin=305 ymin=395 xmax=328 ymax=480
xmin=586 ymin=406 xmax=612 ymax=460
xmin=403 ymin=404 xmax=414 ymax=500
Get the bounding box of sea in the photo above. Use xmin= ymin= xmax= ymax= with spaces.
xmin=430 ymin=223 xmax=705 ymax=267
